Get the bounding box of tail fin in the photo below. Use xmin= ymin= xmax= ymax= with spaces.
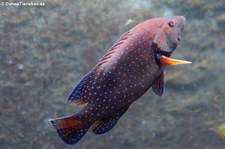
xmin=49 ymin=115 xmax=91 ymax=145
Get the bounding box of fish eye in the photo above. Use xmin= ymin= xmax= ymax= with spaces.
xmin=168 ymin=20 xmax=176 ymax=27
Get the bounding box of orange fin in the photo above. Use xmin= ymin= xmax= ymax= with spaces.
xmin=49 ymin=115 xmax=91 ymax=145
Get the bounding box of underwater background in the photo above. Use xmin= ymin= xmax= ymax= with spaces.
xmin=0 ymin=0 xmax=225 ymax=148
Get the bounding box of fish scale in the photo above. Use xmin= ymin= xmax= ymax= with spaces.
xmin=49 ymin=16 xmax=191 ymax=145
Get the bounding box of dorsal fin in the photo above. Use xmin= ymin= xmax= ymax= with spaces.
xmin=67 ymin=31 xmax=132 ymax=105
xmin=96 ymin=31 xmax=132 ymax=67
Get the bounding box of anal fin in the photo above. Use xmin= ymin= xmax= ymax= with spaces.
xmin=92 ymin=117 xmax=120 ymax=134
xmin=92 ymin=108 xmax=128 ymax=134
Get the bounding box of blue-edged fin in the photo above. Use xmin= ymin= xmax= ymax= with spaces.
xmin=152 ymin=72 xmax=165 ymax=96
xmin=67 ymin=71 xmax=95 ymax=104
xmin=92 ymin=108 xmax=128 ymax=134
xmin=49 ymin=114 xmax=92 ymax=145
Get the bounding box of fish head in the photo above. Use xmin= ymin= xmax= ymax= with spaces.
xmin=163 ymin=16 xmax=185 ymax=52
xmin=153 ymin=16 xmax=185 ymax=55
xmin=152 ymin=16 xmax=191 ymax=65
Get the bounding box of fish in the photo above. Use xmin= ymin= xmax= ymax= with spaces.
xmin=49 ymin=16 xmax=191 ymax=145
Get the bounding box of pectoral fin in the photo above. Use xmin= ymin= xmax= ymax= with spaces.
xmin=152 ymin=72 xmax=165 ymax=96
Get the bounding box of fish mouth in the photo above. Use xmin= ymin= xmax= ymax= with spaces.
xmin=155 ymin=50 xmax=171 ymax=58
xmin=155 ymin=51 xmax=192 ymax=65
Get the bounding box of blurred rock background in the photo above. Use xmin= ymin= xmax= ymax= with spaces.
xmin=0 ymin=0 xmax=225 ymax=148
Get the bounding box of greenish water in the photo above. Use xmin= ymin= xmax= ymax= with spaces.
xmin=0 ymin=0 xmax=225 ymax=149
